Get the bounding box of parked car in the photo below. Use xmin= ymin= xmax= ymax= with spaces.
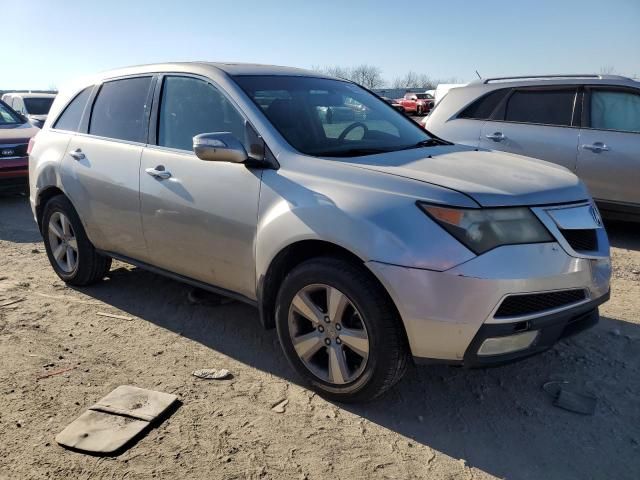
xmin=0 ymin=100 xmax=38 ymax=193
xmin=424 ymin=74 xmax=640 ymax=222
xmin=30 ymin=63 xmax=611 ymax=401
xmin=396 ymin=92 xmax=435 ymax=115
xmin=1 ymin=92 xmax=56 ymax=128
xmin=381 ymin=96 xmax=405 ymax=113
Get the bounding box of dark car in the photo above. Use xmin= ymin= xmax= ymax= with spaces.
xmin=381 ymin=96 xmax=405 ymax=113
xmin=0 ymin=100 xmax=38 ymax=193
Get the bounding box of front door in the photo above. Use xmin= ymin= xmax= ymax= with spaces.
xmin=479 ymin=87 xmax=580 ymax=171
xmin=139 ymin=75 xmax=261 ymax=299
xmin=62 ymin=76 xmax=154 ymax=259
xmin=577 ymin=87 xmax=640 ymax=209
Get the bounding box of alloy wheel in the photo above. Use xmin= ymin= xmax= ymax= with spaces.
xmin=48 ymin=211 xmax=78 ymax=273
xmin=288 ymin=283 xmax=370 ymax=385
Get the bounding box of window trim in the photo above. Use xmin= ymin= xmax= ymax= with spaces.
xmin=82 ymin=74 xmax=156 ymax=145
xmin=147 ymin=72 xmax=264 ymax=158
xmin=487 ymin=85 xmax=580 ymax=129
xmin=582 ymin=85 xmax=640 ymax=135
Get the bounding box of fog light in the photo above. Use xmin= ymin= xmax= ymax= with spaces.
xmin=477 ymin=330 xmax=539 ymax=356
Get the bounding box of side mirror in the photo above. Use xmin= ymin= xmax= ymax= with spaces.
xmin=193 ymin=132 xmax=248 ymax=163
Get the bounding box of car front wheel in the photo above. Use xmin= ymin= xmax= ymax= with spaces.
xmin=275 ymin=257 xmax=409 ymax=402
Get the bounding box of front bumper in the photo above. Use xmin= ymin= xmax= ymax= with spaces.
xmin=367 ymin=241 xmax=611 ymax=364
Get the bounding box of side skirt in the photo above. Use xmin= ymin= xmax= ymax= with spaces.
xmin=98 ymin=250 xmax=258 ymax=308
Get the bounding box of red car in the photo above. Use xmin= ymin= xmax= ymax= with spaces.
xmin=396 ymin=92 xmax=435 ymax=116
xmin=0 ymin=100 xmax=38 ymax=193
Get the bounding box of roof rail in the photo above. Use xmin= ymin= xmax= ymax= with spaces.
xmin=482 ymin=74 xmax=631 ymax=84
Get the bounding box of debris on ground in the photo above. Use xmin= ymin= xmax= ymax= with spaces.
xmin=192 ymin=368 xmax=231 ymax=380
xmin=96 ymin=312 xmax=133 ymax=321
xmin=272 ymin=399 xmax=289 ymax=413
xmin=543 ymin=381 xmax=597 ymax=415
xmin=0 ymin=298 xmax=25 ymax=308
xmin=56 ymin=385 xmax=178 ymax=454
xmin=37 ymin=366 xmax=75 ymax=380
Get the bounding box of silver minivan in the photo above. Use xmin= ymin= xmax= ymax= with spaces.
xmin=29 ymin=63 xmax=611 ymax=401
xmin=424 ymin=74 xmax=640 ymax=222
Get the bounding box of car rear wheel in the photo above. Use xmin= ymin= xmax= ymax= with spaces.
xmin=42 ymin=195 xmax=111 ymax=286
xmin=275 ymin=257 xmax=409 ymax=402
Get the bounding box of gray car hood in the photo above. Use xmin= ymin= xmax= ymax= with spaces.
xmin=344 ymin=145 xmax=589 ymax=207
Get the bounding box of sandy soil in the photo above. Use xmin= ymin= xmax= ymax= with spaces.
xmin=0 ymin=193 xmax=639 ymax=480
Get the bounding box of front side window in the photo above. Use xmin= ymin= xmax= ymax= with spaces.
xmin=24 ymin=97 xmax=55 ymax=115
xmin=235 ymin=75 xmax=436 ymax=157
xmin=158 ymin=76 xmax=245 ymax=151
xmin=89 ymin=77 xmax=152 ymax=142
xmin=504 ymin=89 xmax=576 ymax=126
xmin=0 ymin=101 xmax=22 ymax=125
xmin=54 ymin=87 xmax=92 ymax=132
xmin=590 ymin=90 xmax=640 ymax=133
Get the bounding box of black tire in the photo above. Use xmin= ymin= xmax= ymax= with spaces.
xmin=275 ymin=257 xmax=409 ymax=402
xmin=42 ymin=195 xmax=112 ymax=286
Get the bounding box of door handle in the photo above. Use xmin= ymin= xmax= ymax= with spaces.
xmin=582 ymin=142 xmax=609 ymax=153
xmin=485 ymin=132 xmax=506 ymax=142
xmin=68 ymin=148 xmax=85 ymax=160
xmin=145 ymin=166 xmax=172 ymax=180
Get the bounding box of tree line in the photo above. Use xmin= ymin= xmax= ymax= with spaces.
xmin=311 ymin=64 xmax=459 ymax=90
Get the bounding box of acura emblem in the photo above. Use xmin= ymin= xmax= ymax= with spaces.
xmin=1 ymin=149 xmax=14 ymax=156
xmin=590 ymin=205 xmax=603 ymax=227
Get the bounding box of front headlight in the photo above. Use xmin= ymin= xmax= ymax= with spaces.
xmin=417 ymin=203 xmax=553 ymax=254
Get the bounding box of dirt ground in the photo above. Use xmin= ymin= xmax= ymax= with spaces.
xmin=0 ymin=193 xmax=638 ymax=480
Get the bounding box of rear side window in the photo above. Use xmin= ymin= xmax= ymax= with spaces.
xmin=459 ymin=89 xmax=508 ymax=119
xmin=89 ymin=77 xmax=152 ymax=142
xmin=54 ymin=88 xmax=92 ymax=132
xmin=505 ymin=89 xmax=576 ymax=126
xmin=590 ymin=90 xmax=640 ymax=133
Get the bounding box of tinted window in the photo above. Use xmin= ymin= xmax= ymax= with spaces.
xmin=157 ymin=76 xmax=245 ymax=151
xmin=90 ymin=77 xmax=152 ymax=142
xmin=591 ymin=90 xmax=640 ymax=133
xmin=24 ymin=97 xmax=54 ymax=115
xmin=505 ymin=89 xmax=576 ymax=126
xmin=235 ymin=75 xmax=435 ymax=157
xmin=0 ymin=101 xmax=22 ymax=124
xmin=54 ymin=88 xmax=92 ymax=131
xmin=459 ymin=89 xmax=508 ymax=119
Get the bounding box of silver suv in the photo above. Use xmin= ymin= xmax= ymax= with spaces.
xmin=424 ymin=74 xmax=640 ymax=222
xmin=29 ymin=63 xmax=611 ymax=401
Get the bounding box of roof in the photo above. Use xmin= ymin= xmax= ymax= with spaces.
xmin=2 ymin=92 xmax=57 ymax=98
xmin=469 ymin=74 xmax=638 ymax=86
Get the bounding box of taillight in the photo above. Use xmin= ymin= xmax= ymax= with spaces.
xmin=27 ymin=135 xmax=37 ymax=155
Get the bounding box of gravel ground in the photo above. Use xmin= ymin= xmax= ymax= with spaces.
xmin=0 ymin=193 xmax=639 ymax=480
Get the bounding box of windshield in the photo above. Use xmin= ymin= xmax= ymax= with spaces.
xmin=415 ymin=93 xmax=433 ymax=99
xmin=24 ymin=97 xmax=54 ymax=115
xmin=0 ymin=102 xmax=23 ymax=125
xmin=234 ymin=75 xmax=437 ymax=157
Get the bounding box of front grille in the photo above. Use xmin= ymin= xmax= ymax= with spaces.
xmin=560 ymin=229 xmax=598 ymax=251
xmin=495 ymin=289 xmax=587 ymax=318
xmin=0 ymin=143 xmax=28 ymax=157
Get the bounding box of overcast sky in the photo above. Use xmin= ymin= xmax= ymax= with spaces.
xmin=2 ymin=0 xmax=638 ymax=89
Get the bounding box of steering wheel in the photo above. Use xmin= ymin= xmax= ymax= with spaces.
xmin=337 ymin=122 xmax=369 ymax=143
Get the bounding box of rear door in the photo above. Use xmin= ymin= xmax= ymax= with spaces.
xmin=479 ymin=86 xmax=580 ymax=171
xmin=62 ymin=76 xmax=154 ymax=259
xmin=577 ymin=86 xmax=640 ymax=211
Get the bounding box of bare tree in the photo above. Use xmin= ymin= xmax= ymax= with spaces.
xmin=350 ymin=64 xmax=385 ymax=89
xmin=599 ymin=65 xmax=616 ymax=75
xmin=392 ymin=71 xmax=420 ymax=89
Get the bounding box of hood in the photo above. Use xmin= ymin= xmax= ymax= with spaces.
xmin=344 ymin=145 xmax=589 ymax=207
xmin=0 ymin=122 xmax=39 ymax=143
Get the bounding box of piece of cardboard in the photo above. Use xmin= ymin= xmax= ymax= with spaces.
xmin=90 ymin=385 xmax=177 ymax=422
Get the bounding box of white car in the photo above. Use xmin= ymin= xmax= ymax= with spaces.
xmin=424 ymin=74 xmax=640 ymax=222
